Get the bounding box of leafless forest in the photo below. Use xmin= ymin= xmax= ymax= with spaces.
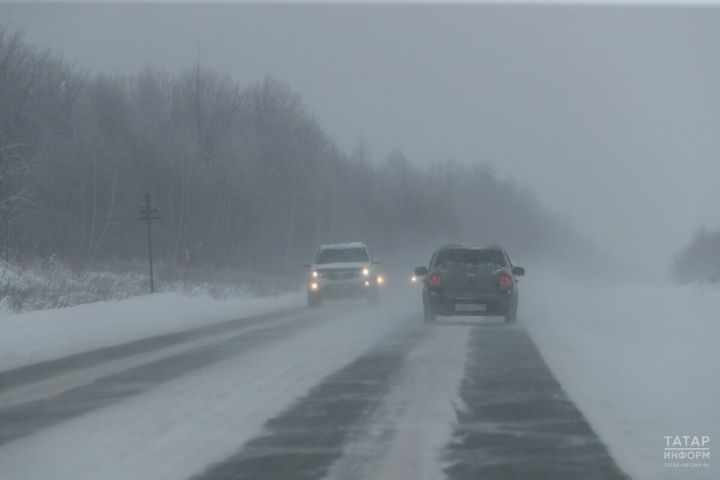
xmin=0 ymin=29 xmax=612 ymax=284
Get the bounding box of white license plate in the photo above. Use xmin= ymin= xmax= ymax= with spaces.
xmin=455 ymin=303 xmax=486 ymax=312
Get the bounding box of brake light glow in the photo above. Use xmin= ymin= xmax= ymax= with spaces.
xmin=499 ymin=274 xmax=512 ymax=288
xmin=429 ymin=274 xmax=442 ymax=286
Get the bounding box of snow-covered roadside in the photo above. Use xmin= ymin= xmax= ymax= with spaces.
xmin=523 ymin=274 xmax=719 ymax=480
xmin=0 ymin=292 xmax=304 ymax=371
xmin=0 ymin=305 xmax=416 ymax=480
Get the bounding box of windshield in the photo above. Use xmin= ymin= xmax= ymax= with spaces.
xmin=315 ymin=247 xmax=369 ymax=264
xmin=433 ymin=249 xmax=506 ymax=268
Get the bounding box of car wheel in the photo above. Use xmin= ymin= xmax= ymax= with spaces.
xmin=308 ymin=293 xmax=321 ymax=308
xmin=504 ymin=306 xmax=517 ymax=324
xmin=368 ymin=290 xmax=381 ymax=305
xmin=423 ymin=307 xmax=436 ymax=323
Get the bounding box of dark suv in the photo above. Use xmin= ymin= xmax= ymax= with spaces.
xmin=415 ymin=245 xmax=525 ymax=323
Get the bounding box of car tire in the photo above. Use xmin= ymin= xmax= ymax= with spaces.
xmin=423 ymin=306 xmax=436 ymax=323
xmin=308 ymin=293 xmax=321 ymax=308
xmin=504 ymin=306 xmax=517 ymax=324
xmin=368 ymin=290 xmax=381 ymax=305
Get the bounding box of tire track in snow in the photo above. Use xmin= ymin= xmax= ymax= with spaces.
xmin=0 ymin=309 xmax=330 ymax=446
xmin=443 ymin=326 xmax=630 ymax=480
xmin=324 ymin=323 xmax=472 ymax=480
xmin=0 ymin=305 xmax=418 ymax=480
xmin=192 ymin=324 xmax=429 ymax=480
xmin=0 ymin=307 xmax=306 ymax=392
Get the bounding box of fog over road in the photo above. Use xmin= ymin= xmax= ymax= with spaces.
xmin=0 ymin=291 xmax=627 ymax=480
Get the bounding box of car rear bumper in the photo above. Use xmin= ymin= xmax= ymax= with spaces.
xmin=423 ymin=291 xmax=513 ymax=316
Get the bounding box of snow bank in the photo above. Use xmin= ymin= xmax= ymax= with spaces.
xmin=0 ymin=257 xmax=298 ymax=314
xmin=523 ymin=274 xmax=719 ymax=480
xmin=0 ymin=257 xmax=148 ymax=313
xmin=0 ymin=292 xmax=303 ymax=372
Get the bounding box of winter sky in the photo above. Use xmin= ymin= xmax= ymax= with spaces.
xmin=2 ymin=2 xmax=719 ymax=279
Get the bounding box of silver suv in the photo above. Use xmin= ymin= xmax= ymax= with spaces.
xmin=305 ymin=242 xmax=383 ymax=307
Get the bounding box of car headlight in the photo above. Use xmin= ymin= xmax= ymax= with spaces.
xmin=362 ymin=268 xmax=370 ymax=277
xmin=376 ymin=276 xmax=384 ymax=285
xmin=312 ymin=270 xmax=319 ymax=278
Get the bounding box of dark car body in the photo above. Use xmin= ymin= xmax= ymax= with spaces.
xmin=415 ymin=245 xmax=525 ymax=323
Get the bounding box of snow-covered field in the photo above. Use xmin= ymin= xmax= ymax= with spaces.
xmin=0 ymin=292 xmax=303 ymax=371
xmin=523 ymin=275 xmax=719 ymax=480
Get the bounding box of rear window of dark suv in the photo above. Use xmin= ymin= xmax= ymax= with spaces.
xmin=315 ymin=247 xmax=369 ymax=264
xmin=433 ymin=249 xmax=506 ymax=268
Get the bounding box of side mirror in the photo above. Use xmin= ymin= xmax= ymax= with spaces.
xmin=414 ymin=266 xmax=428 ymax=276
xmin=512 ymin=266 xmax=525 ymax=276
xmin=303 ymin=261 xmax=311 ymax=268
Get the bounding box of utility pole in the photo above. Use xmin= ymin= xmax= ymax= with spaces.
xmin=2 ymin=206 xmax=9 ymax=262
xmin=138 ymin=194 xmax=159 ymax=293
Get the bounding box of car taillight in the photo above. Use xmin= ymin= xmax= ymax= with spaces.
xmin=499 ymin=274 xmax=512 ymax=289
xmin=429 ymin=274 xmax=442 ymax=287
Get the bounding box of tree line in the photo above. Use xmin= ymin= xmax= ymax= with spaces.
xmin=0 ymin=29 xmax=592 ymax=276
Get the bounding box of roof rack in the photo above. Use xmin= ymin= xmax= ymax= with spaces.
xmin=318 ymin=242 xmax=367 ymax=249
xmin=436 ymin=244 xmax=504 ymax=251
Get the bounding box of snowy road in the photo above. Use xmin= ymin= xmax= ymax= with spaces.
xmin=0 ymin=297 xmax=628 ymax=480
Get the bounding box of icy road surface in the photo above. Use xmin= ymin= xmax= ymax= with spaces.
xmin=0 ymin=291 xmax=631 ymax=480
